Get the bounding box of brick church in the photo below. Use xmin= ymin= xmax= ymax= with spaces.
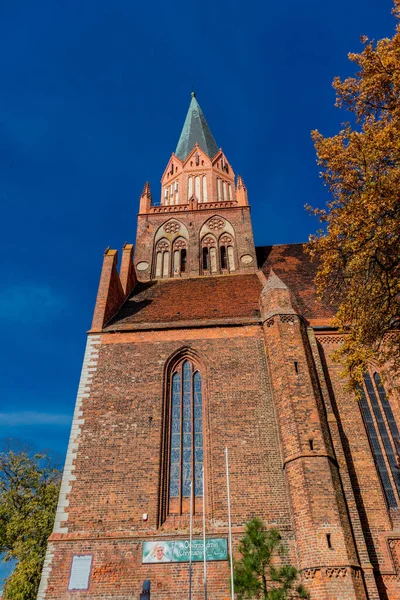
xmin=38 ymin=94 xmax=400 ymax=599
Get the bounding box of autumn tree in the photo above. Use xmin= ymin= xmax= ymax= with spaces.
xmin=0 ymin=443 xmax=61 ymax=600
xmin=233 ymin=518 xmax=309 ymax=599
xmin=307 ymin=0 xmax=400 ymax=388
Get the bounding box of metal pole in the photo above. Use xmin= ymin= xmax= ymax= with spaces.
xmin=202 ymin=468 xmax=207 ymax=600
xmin=189 ymin=480 xmax=193 ymax=600
xmin=225 ymin=447 xmax=235 ymax=600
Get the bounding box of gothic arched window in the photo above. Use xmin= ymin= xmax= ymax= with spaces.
xmin=155 ymin=239 xmax=170 ymax=278
xmin=359 ymin=371 xmax=400 ymax=508
xmin=168 ymin=359 xmax=204 ymax=516
xmin=201 ymin=235 xmax=217 ymax=274
xmin=173 ymin=237 xmax=187 ymax=276
xmin=219 ymin=234 xmax=235 ymax=272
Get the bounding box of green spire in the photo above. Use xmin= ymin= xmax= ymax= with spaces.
xmin=175 ymin=94 xmax=219 ymax=162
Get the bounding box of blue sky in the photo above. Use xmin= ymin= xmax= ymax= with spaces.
xmin=1 ymin=0 xmax=395 ymax=457
xmin=0 ymin=1 xmax=396 ymax=583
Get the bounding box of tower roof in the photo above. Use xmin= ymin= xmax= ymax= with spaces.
xmin=175 ymin=93 xmax=219 ymax=162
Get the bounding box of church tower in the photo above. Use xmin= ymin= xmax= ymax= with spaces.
xmin=37 ymin=96 xmax=400 ymax=600
xmin=134 ymin=92 xmax=256 ymax=280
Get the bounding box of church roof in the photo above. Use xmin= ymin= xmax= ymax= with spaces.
xmin=104 ymin=273 xmax=262 ymax=330
xmin=257 ymin=243 xmax=336 ymax=324
xmin=175 ymin=93 xmax=219 ymax=162
xmin=102 ymin=244 xmax=335 ymax=332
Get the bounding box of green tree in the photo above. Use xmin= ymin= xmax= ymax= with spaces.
xmin=233 ymin=518 xmax=309 ymax=599
xmin=0 ymin=444 xmax=61 ymax=600
xmin=307 ymin=0 xmax=400 ymax=388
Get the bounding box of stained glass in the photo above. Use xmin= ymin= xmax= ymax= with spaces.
xmin=364 ymin=373 xmax=400 ymax=498
xmin=194 ymin=371 xmax=203 ymax=497
xmin=169 ymin=363 xmax=204 ymax=501
xmin=169 ymin=373 xmax=181 ymax=498
xmin=359 ymin=382 xmax=397 ymax=507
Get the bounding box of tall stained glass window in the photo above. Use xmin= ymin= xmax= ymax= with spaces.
xmin=169 ymin=360 xmax=203 ymax=509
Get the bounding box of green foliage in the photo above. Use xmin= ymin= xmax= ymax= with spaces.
xmin=0 ymin=444 xmax=61 ymax=599
xmin=233 ymin=518 xmax=309 ymax=600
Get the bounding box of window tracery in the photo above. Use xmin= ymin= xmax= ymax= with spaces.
xmin=153 ymin=220 xmax=189 ymax=279
xmin=359 ymin=371 xmax=400 ymax=508
xmin=199 ymin=216 xmax=236 ymax=275
xmin=164 ymin=357 xmax=204 ymax=517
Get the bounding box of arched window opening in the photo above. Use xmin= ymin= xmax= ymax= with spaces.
xmin=359 ymin=371 xmax=400 ymax=508
xmin=202 ymin=176 xmax=208 ymax=202
xmin=188 ymin=176 xmax=193 ymax=198
xmin=202 ymin=248 xmax=209 ymax=271
xmin=164 ymin=188 xmax=169 ymax=205
xmin=155 ymin=239 xmax=171 ymax=279
xmin=201 ymin=235 xmax=216 ymax=273
xmin=180 ymin=249 xmax=187 ymax=273
xmin=168 ymin=360 xmax=203 ymax=515
xmin=220 ymin=235 xmax=234 ymax=272
xmin=222 ymin=181 xmax=227 ymax=201
xmin=175 ymin=181 xmax=179 ymax=204
xmin=195 ymin=176 xmax=201 ymax=201
xmin=228 ymin=183 xmax=233 ymax=201
xmin=220 ymin=246 xmax=227 ymax=270
xmin=172 ymin=238 xmax=187 ymax=276
xmin=217 ymin=178 xmax=221 ymax=201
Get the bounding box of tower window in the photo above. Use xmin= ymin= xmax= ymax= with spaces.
xmin=169 ymin=361 xmax=203 ymax=514
xmin=220 ymin=246 xmax=227 ymax=269
xmin=180 ymin=249 xmax=187 ymax=273
xmin=202 ymin=247 xmax=209 ymax=270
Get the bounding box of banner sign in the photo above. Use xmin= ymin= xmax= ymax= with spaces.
xmin=142 ymin=538 xmax=227 ymax=563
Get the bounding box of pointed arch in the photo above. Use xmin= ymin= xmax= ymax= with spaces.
xmin=153 ymin=220 xmax=189 ymax=279
xmin=159 ymin=347 xmax=206 ymax=524
xmin=199 ymin=216 xmax=236 ymax=274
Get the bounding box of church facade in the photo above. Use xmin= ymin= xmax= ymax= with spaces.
xmin=38 ymin=95 xmax=400 ymax=599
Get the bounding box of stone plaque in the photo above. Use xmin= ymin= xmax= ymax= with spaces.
xmin=68 ymin=555 xmax=92 ymax=590
xmin=240 ymin=254 xmax=253 ymax=264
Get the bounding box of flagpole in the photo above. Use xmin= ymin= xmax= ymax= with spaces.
xmin=202 ymin=468 xmax=207 ymax=600
xmin=225 ymin=447 xmax=235 ymax=600
xmin=189 ymin=480 xmax=193 ymax=600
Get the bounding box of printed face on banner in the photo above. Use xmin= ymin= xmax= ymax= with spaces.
xmin=142 ymin=542 xmax=172 ymax=563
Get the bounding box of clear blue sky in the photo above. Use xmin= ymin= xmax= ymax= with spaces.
xmin=0 ymin=0 xmax=395 ymax=479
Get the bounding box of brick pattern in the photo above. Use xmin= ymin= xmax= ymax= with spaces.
xmin=38 ymin=242 xmax=400 ymax=599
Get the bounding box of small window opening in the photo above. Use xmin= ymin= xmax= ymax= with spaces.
xmin=326 ymin=533 xmax=332 ymax=549
xmin=195 ymin=152 xmax=200 ymax=166
xmin=203 ymin=247 xmax=209 ymax=270
xmin=294 ymin=361 xmax=299 ymax=374
xmin=180 ymin=249 xmax=187 ymax=273
xmin=220 ymin=246 xmax=227 ymax=269
xmin=309 ymin=439 xmax=314 ymax=451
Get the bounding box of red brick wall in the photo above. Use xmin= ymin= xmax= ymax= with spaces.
xmin=43 ymin=326 xmax=294 ymax=598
